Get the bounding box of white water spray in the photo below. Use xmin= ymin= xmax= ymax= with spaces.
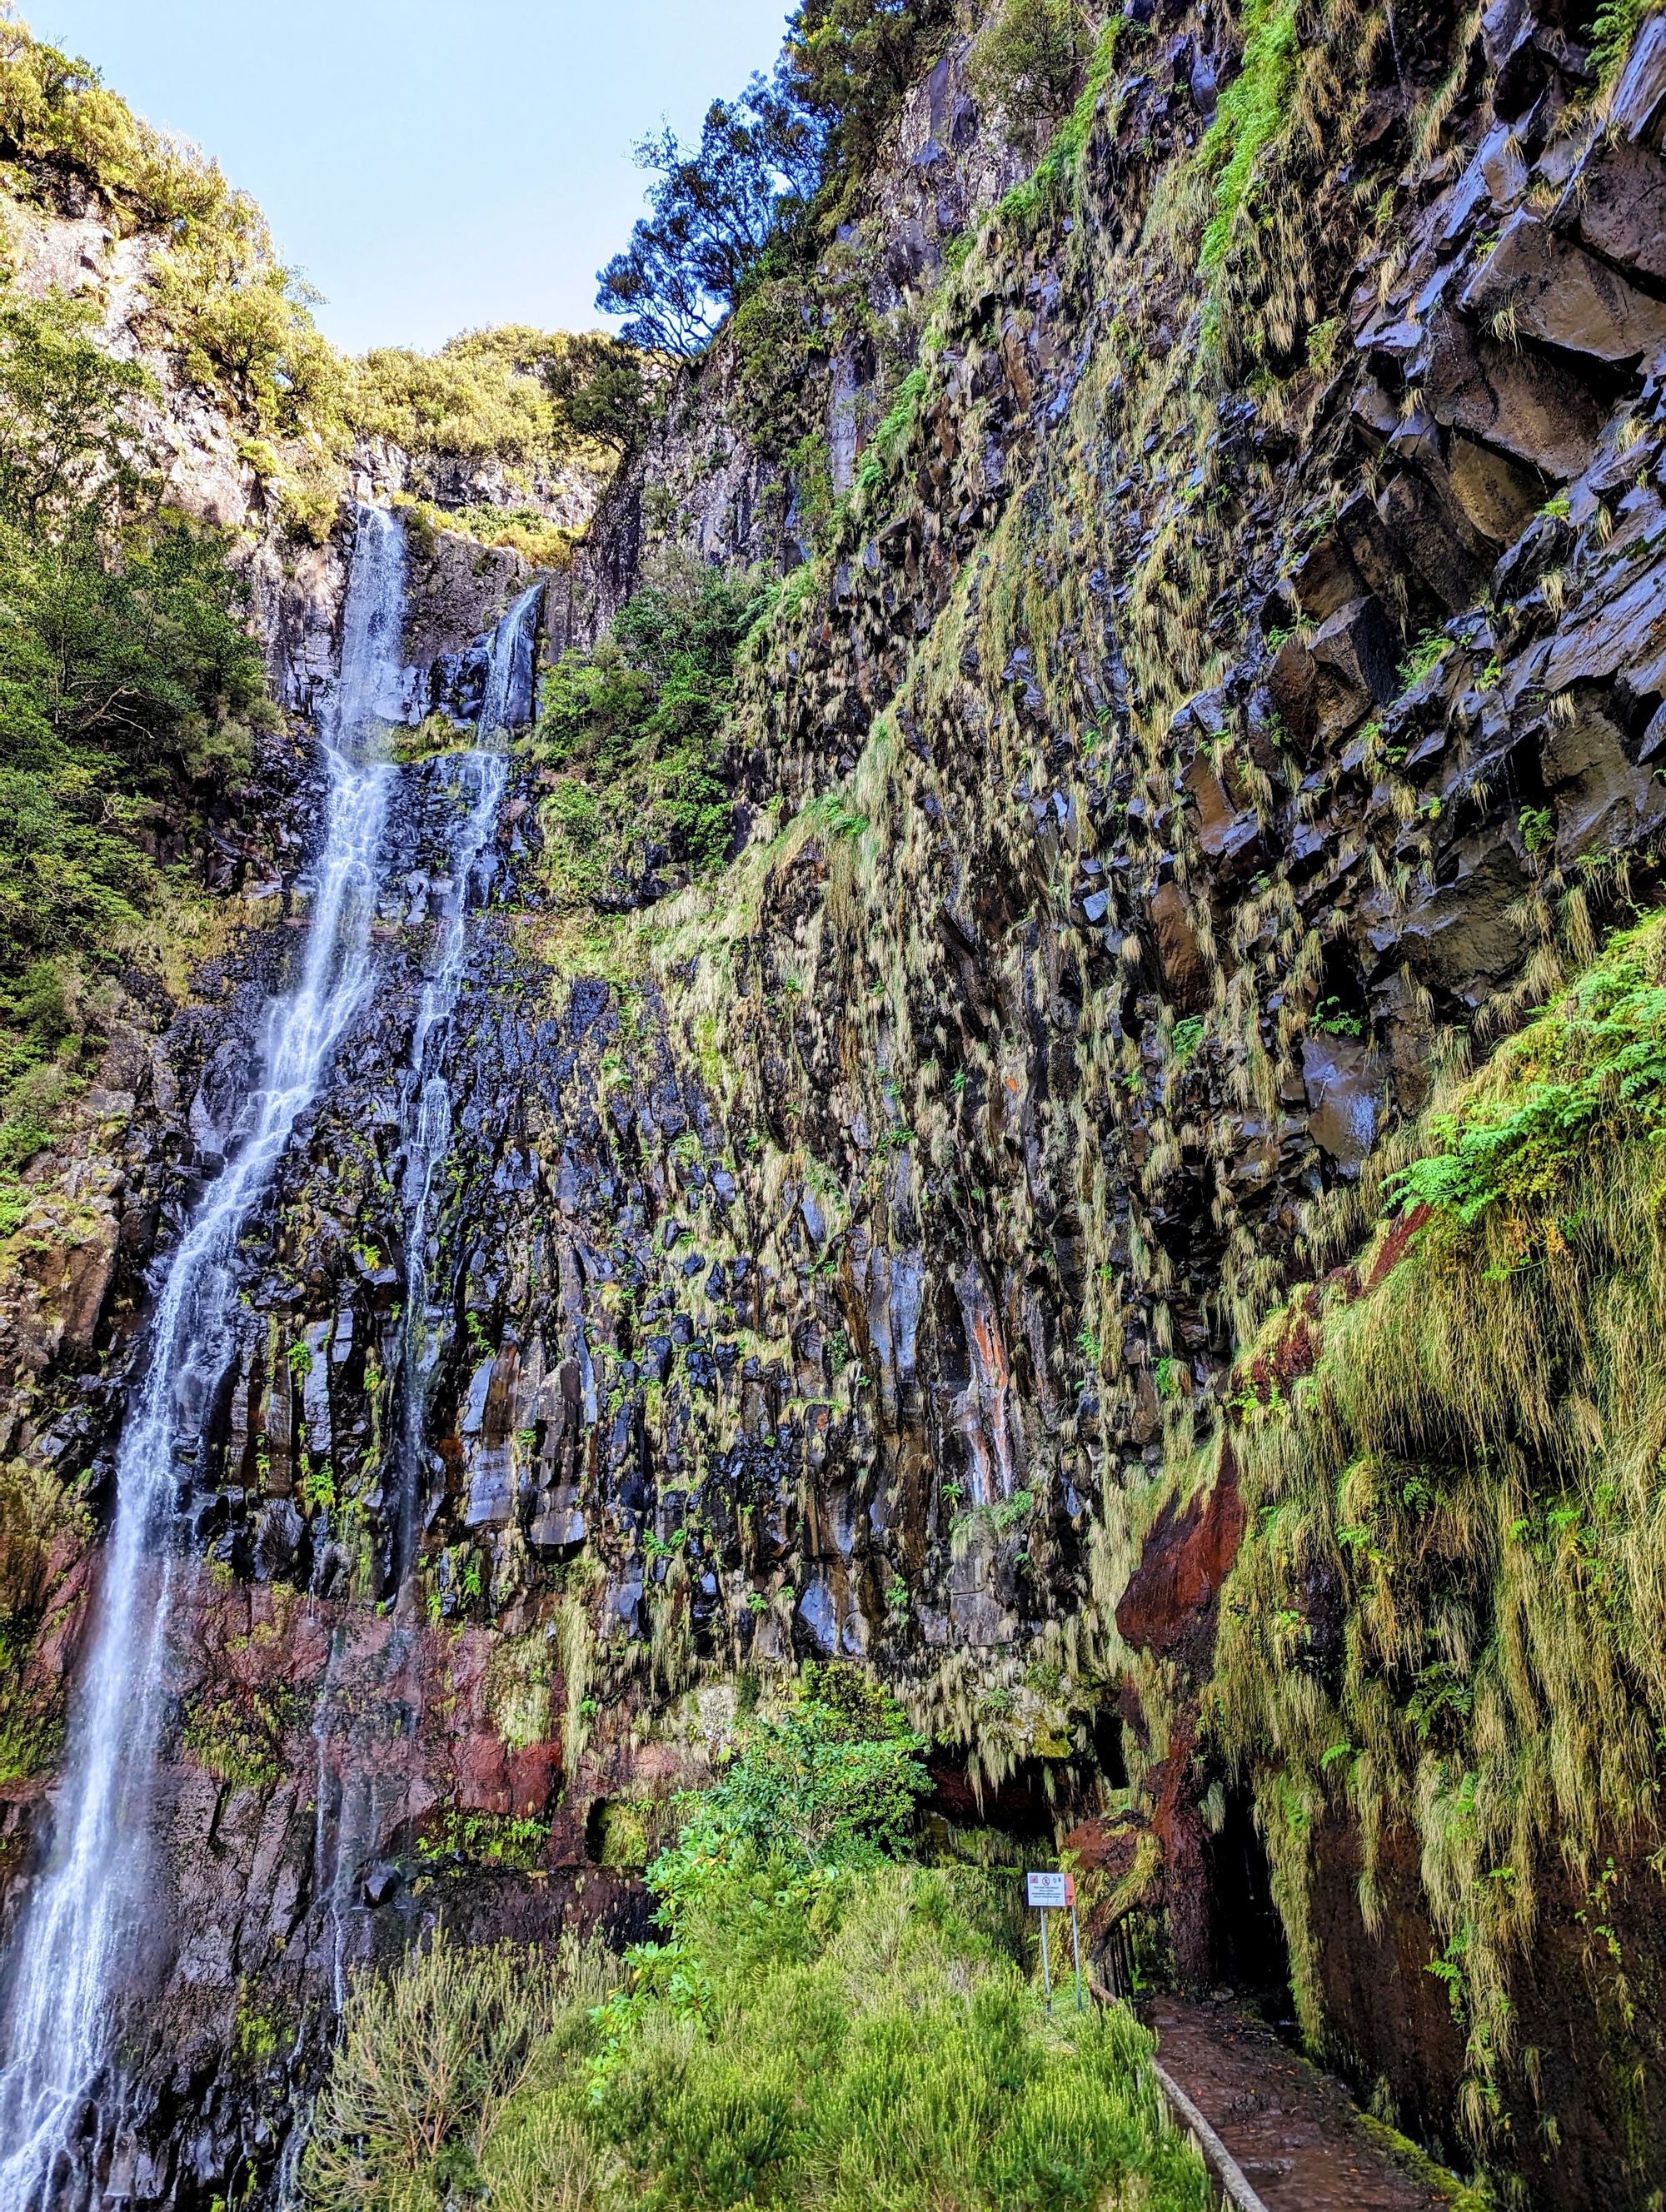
xmin=391 ymin=585 xmax=537 ymax=1585
xmin=300 ymin=579 xmax=539 ymax=2090
xmin=0 ymin=506 xmax=407 ymax=2210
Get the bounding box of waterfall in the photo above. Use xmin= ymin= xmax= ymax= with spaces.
xmin=389 ymin=585 xmax=537 ymax=1588
xmin=0 ymin=505 xmax=406 ymax=2211
xmin=299 ymin=575 xmax=537 ymax=2109
xmin=476 ymin=580 xmax=543 ymax=744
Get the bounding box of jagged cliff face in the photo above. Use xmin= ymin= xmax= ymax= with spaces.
xmin=5 ymin=0 xmax=1666 ymax=2205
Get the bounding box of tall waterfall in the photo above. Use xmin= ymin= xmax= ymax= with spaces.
xmin=290 ymin=579 xmax=542 ymax=2089
xmin=390 ymin=586 xmax=538 ymax=1589
xmin=0 ymin=506 xmax=407 ymax=2211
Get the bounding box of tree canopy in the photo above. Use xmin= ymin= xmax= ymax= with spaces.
xmin=596 ymin=0 xmax=954 ymax=356
xmin=0 ymin=284 xmax=274 ymax=1198
xmin=596 ymin=75 xmax=824 ymax=355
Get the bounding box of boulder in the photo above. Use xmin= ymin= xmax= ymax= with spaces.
xmin=1309 ymin=594 xmax=1399 ymax=733
xmin=1398 ymin=832 xmax=1529 ymax=1002
xmin=1378 ymin=466 xmax=1493 ymax=611
xmin=1541 ymin=699 xmax=1666 ymax=863
xmin=1182 ymin=758 xmax=1262 ymax=868
xmin=1301 ymin=1034 xmax=1382 ymax=1171
xmin=1459 ymin=211 xmax=1666 ymax=365
xmin=1291 ymin=530 xmax=1366 ymax=621
xmin=1555 ymin=137 xmax=1666 ymax=285
xmin=1147 ymin=881 xmax=1212 ymax=1013
xmin=1267 ymin=635 xmax=1318 ymax=747
xmin=1416 ymin=310 xmax=1604 ymax=479
xmin=1445 ymin=432 xmax=1544 ymax=546
xmin=1541 ymin=557 xmax=1666 ymax=700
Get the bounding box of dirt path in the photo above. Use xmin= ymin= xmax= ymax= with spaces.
xmin=1147 ymin=1996 xmax=1466 ymax=2212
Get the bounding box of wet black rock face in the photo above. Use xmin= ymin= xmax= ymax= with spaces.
xmin=7 ymin=2 xmax=1666 ymax=2204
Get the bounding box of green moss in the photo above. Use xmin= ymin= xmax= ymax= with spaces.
xmin=181 ymin=1682 xmax=296 ymax=1794
xmin=232 ymin=1980 xmax=289 ymax=2070
xmin=416 ymin=1809 xmax=551 ymax=1872
xmin=1210 ymin=908 xmax=1666 ymax=2150
xmin=1196 ymin=0 xmax=1299 ymax=277
xmin=590 ymin=1793 xmax=662 ymax=1871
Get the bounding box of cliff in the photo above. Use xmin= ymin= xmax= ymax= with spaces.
xmin=2 ymin=0 xmax=1666 ymax=2204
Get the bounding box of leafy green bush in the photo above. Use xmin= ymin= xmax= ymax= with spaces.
xmin=302 ymin=1926 xmax=616 ymax=2212
xmin=661 ymin=1664 xmax=929 ymax=1876
xmin=0 ymin=20 xmax=242 ymax=235
xmin=968 ymin=0 xmax=1094 ymax=138
xmin=1389 ymin=914 xmax=1666 ymax=1232
xmin=0 ymin=286 xmax=274 ymax=1188
xmin=529 ymin=551 xmax=773 ymax=907
xmin=586 ymin=1861 xmax=1206 ymax=2212
xmin=355 ymin=326 xmax=612 ymax=466
xmin=0 ymin=291 xmax=273 ymax=982
xmin=305 ymin=1676 xmax=1210 ymax=2212
xmin=1589 ymin=0 xmax=1662 ymax=88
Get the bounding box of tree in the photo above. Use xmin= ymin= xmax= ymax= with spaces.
xmin=0 ymin=289 xmax=273 ymax=992
xmin=595 ymin=74 xmax=823 ymax=355
xmin=782 ymin=0 xmax=956 ymax=172
xmin=968 ymin=0 xmax=1093 ymax=137
xmin=0 ymin=286 xmax=151 ymax=529
xmin=543 ymin=332 xmax=646 ymax=451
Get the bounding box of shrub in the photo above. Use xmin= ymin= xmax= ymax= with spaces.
xmin=353 ymin=326 xmax=606 ymax=466
xmin=529 ymin=550 xmax=773 ymax=906
xmin=301 ymin=1926 xmax=616 ymax=2212
xmin=661 ymin=1664 xmax=930 ymax=1876
xmin=0 ymin=286 xmax=274 ymax=1180
xmin=0 ymin=291 xmax=273 ymax=969
xmin=303 ymin=1685 xmax=1213 ymax=2212
xmin=969 ymin=0 xmax=1094 ymax=139
xmin=1387 ymin=914 xmax=1666 ymax=1233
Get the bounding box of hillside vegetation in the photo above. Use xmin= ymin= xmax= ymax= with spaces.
xmin=303 ymin=1676 xmax=1212 ymax=2212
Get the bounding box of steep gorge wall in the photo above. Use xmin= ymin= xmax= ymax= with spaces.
xmin=4 ymin=0 xmax=1666 ymax=2205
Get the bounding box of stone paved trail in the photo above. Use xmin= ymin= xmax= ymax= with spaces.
xmin=1148 ymin=1996 xmax=1468 ymax=2212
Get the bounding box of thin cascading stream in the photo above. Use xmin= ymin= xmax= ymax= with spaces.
xmin=389 ymin=582 xmax=538 ymax=1592
xmin=298 ymin=578 xmax=539 ymax=2069
xmin=0 ymin=505 xmax=407 ymax=2211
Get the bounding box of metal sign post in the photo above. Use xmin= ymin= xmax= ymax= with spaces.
xmin=1026 ymin=1870 xmax=1080 ymax=2014
xmin=1069 ymin=1875 xmax=1083 ymax=2012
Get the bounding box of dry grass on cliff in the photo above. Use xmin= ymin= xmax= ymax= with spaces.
xmin=1210 ymin=909 xmax=1666 ymax=2141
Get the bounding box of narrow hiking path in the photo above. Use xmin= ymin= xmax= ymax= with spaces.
xmin=1147 ymin=1996 xmax=1470 ymax=2212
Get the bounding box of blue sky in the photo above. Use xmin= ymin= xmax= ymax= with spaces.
xmin=34 ymin=1 xmax=791 ymax=352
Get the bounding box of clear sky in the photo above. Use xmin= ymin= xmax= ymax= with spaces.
xmin=32 ymin=1 xmax=791 ymax=354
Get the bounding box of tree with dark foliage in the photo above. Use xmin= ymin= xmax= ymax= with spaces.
xmin=595 ymin=75 xmax=823 ymax=355
xmin=596 ymin=0 xmax=954 ymax=356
